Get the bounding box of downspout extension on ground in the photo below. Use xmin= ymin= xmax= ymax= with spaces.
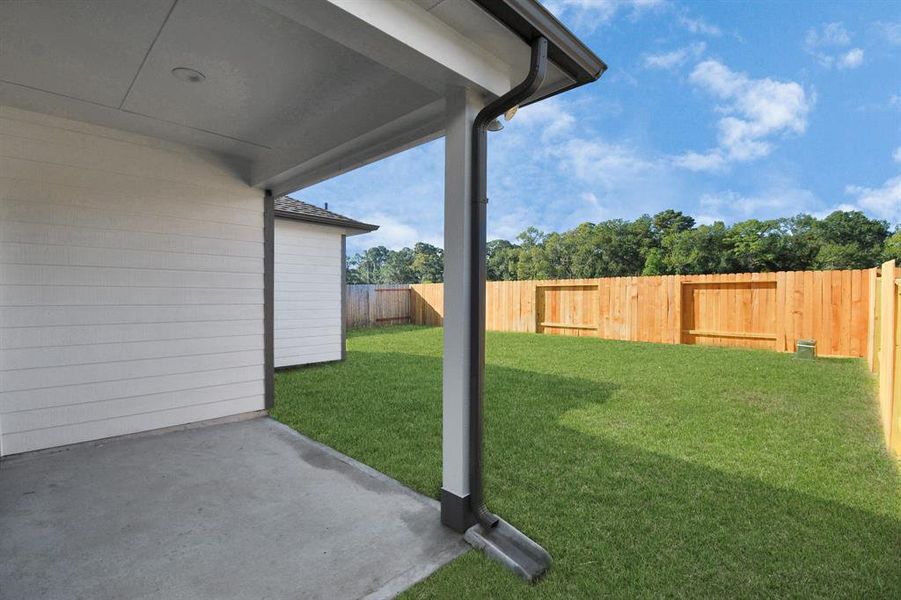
xmin=464 ymin=36 xmax=553 ymax=582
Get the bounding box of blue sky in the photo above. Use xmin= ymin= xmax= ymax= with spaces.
xmin=294 ymin=0 xmax=901 ymax=254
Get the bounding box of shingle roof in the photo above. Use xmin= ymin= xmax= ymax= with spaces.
xmin=273 ymin=197 xmax=378 ymax=232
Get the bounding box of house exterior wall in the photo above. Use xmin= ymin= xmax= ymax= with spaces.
xmin=0 ymin=107 xmax=265 ymax=455
xmin=274 ymin=219 xmax=343 ymax=368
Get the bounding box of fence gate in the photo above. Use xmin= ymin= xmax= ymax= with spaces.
xmin=373 ymin=287 xmax=411 ymax=325
xmin=535 ymin=283 xmax=600 ymax=336
xmin=345 ymin=285 xmax=411 ymax=327
xmin=678 ymin=278 xmax=778 ymax=350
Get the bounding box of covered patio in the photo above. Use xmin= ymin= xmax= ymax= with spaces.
xmin=0 ymin=0 xmax=604 ymax=595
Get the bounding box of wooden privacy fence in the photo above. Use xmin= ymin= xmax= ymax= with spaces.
xmin=349 ymin=267 xmax=899 ymax=454
xmin=345 ymin=284 xmax=411 ymax=327
xmin=870 ymin=260 xmax=901 ymax=455
xmin=408 ymin=269 xmax=876 ymax=358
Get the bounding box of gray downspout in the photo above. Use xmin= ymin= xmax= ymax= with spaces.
xmin=469 ymin=35 xmax=547 ymax=531
xmin=264 ymin=190 xmax=275 ymax=410
xmin=463 ymin=37 xmax=552 ymax=582
xmin=341 ymin=234 xmax=347 ymax=361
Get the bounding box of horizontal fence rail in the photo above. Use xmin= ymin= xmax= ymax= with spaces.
xmin=407 ymin=269 xmax=876 ymax=358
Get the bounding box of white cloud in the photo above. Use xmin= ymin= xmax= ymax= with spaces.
xmin=550 ymin=137 xmax=655 ymax=189
xmin=643 ymin=42 xmax=706 ymax=69
xmin=529 ymin=134 xmax=690 ymax=224
xmin=804 ymin=23 xmax=866 ymax=69
xmin=893 ymin=147 xmax=901 ymax=164
xmin=836 ymin=48 xmax=864 ymax=69
xmin=700 ymin=185 xmax=821 ymax=219
xmin=694 ymin=214 xmax=725 ymax=225
xmin=805 ymin=22 xmax=852 ymax=49
xmin=874 ymin=21 xmax=901 ymax=45
xmin=858 ymin=92 xmax=901 ymax=113
xmin=354 ymin=213 xmax=439 ymax=250
xmin=811 ymin=204 xmax=859 ymax=219
xmin=513 ymin=99 xmax=576 ymax=142
xmin=300 ymin=139 xmax=446 ymax=253
xmin=542 ymin=0 xmax=664 ymax=30
xmin=671 ymin=150 xmax=726 ymax=172
xmin=678 ymin=15 xmax=721 ymax=36
xmin=846 ymin=176 xmax=901 ymax=222
xmin=680 ymin=60 xmax=813 ymax=165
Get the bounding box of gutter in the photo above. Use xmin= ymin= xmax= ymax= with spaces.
xmin=471 ymin=0 xmax=607 ymax=104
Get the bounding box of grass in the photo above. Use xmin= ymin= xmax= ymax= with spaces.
xmin=273 ymin=326 xmax=901 ymax=598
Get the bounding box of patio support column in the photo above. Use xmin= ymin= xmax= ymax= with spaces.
xmin=441 ymin=86 xmax=484 ymax=532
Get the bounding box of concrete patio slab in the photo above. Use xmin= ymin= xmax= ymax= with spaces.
xmin=0 ymin=417 xmax=467 ymax=600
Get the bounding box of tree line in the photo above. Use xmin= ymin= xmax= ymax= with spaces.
xmin=346 ymin=210 xmax=901 ymax=284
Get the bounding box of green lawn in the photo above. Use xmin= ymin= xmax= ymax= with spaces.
xmin=273 ymin=326 xmax=901 ymax=598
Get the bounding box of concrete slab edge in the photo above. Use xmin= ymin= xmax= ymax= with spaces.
xmin=361 ymin=544 xmax=467 ymax=600
xmin=263 ymin=418 xmax=470 ymax=597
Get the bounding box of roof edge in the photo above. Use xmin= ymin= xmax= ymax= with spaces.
xmin=471 ymin=0 xmax=607 ymax=93
xmin=274 ymin=209 xmax=379 ymax=232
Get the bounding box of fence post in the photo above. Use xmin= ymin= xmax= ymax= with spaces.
xmin=886 ymin=271 xmax=901 ymax=456
xmin=877 ymin=260 xmax=896 ymax=450
xmin=675 ymin=278 xmax=684 ymax=345
xmin=867 ymin=267 xmax=878 ymax=371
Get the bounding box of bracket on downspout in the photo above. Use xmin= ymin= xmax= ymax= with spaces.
xmin=464 ymin=36 xmax=551 ymax=582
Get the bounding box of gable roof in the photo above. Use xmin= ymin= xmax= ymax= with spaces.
xmin=274 ymin=197 xmax=378 ymax=233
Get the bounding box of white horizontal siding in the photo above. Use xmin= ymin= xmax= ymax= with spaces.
xmin=274 ymin=219 xmax=343 ymax=368
xmin=0 ymin=106 xmax=265 ymax=455
xmin=1 ymin=320 xmax=262 ymax=349
xmin=0 ymin=241 xmax=262 ymax=272
xmin=0 ymin=221 xmax=264 ymax=258
xmin=1 ymin=304 xmax=262 ymax=328
xmin=3 ymin=396 xmax=262 ymax=456
xmin=2 ymin=366 xmax=263 ymax=412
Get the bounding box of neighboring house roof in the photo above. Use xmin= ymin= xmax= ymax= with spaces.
xmin=274 ymin=197 xmax=378 ymax=233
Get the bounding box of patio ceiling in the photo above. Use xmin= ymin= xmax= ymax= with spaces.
xmin=0 ymin=0 xmax=581 ymax=196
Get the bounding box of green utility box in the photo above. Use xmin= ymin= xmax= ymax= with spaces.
xmin=796 ymin=339 xmax=817 ymax=360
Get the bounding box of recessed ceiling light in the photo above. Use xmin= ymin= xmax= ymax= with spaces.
xmin=171 ymin=67 xmax=205 ymax=83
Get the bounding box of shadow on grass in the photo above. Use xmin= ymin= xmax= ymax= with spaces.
xmin=274 ymin=350 xmax=901 ymax=598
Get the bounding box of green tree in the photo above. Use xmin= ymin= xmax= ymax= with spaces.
xmin=515 ymin=227 xmax=550 ymax=280
xmin=348 ymin=209 xmax=897 ymax=283
xmin=347 ymin=246 xmax=389 ymax=283
xmin=411 ymin=242 xmax=444 ymax=283
xmin=562 ymin=223 xmax=601 ymax=278
xmin=812 ymin=211 xmax=889 ymax=269
xmin=781 ymin=214 xmax=819 ymax=271
xmin=663 ymin=222 xmax=731 ymax=274
xmin=882 ymin=229 xmax=901 ymax=262
xmin=591 ymin=219 xmax=647 ymax=276
xmin=651 ymin=209 xmax=695 ymax=241
xmin=380 ymin=247 xmax=415 ymax=283
xmin=642 ymin=248 xmax=666 ymax=275
xmin=486 ymin=239 xmax=520 ymax=281
xmin=725 ymin=219 xmax=788 ymax=272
